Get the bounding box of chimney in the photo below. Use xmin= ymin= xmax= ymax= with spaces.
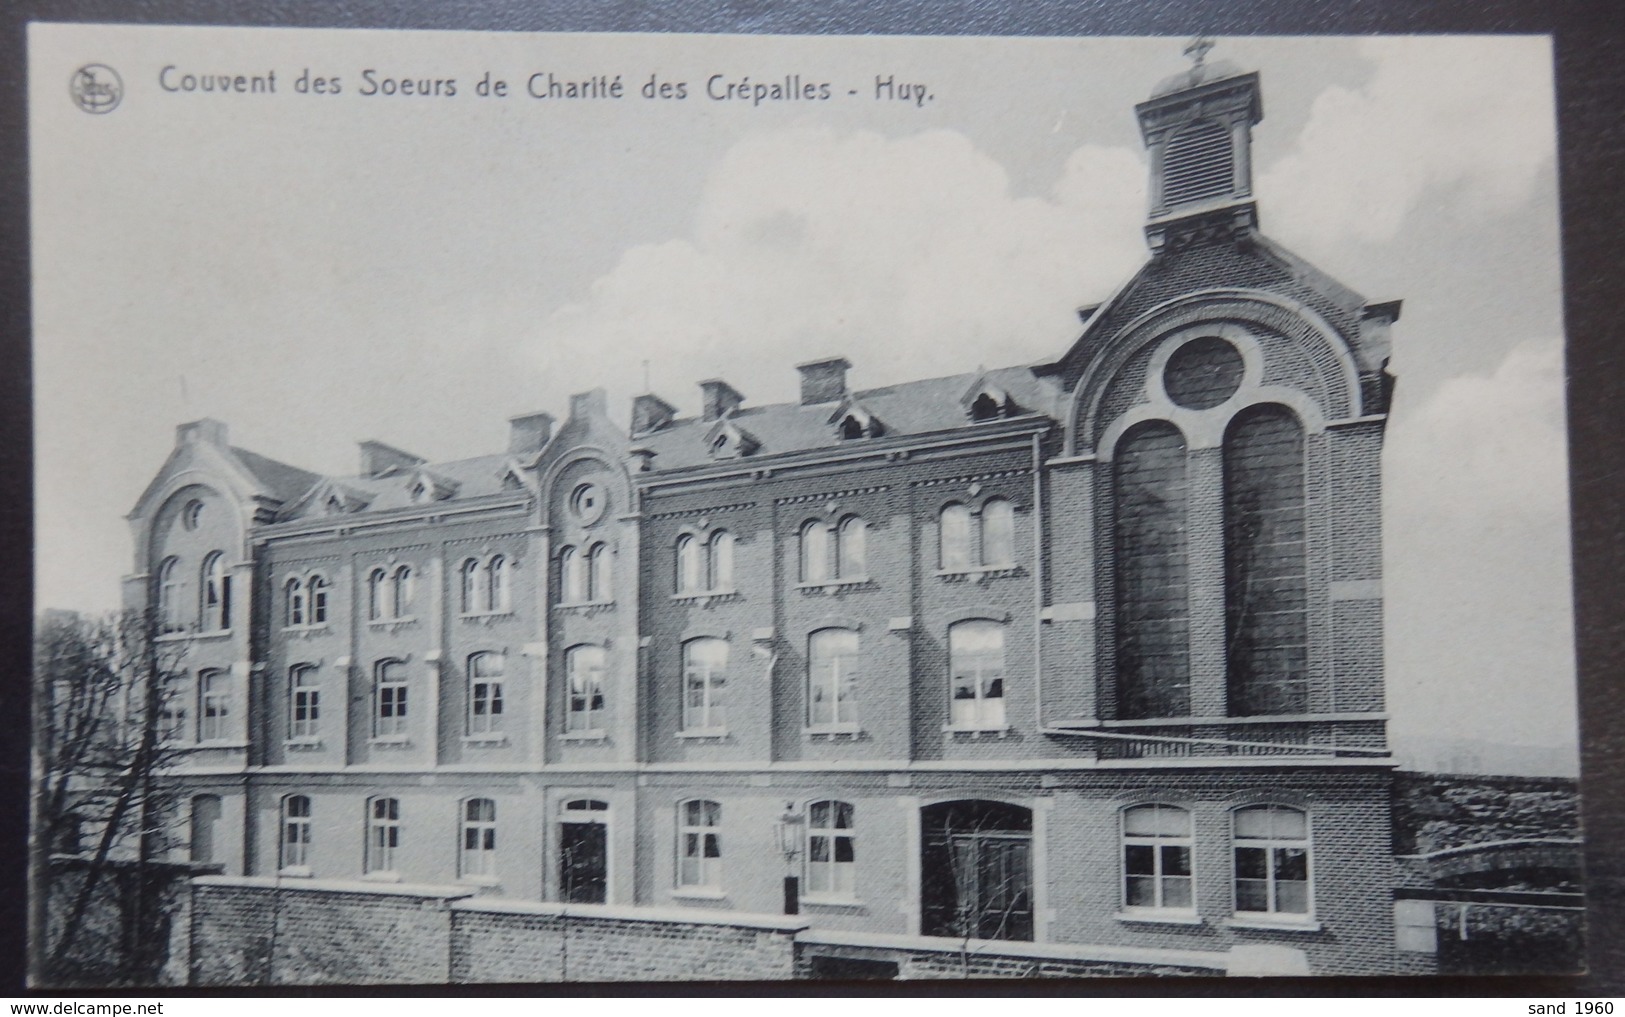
xmin=569 ymin=389 xmax=608 ymax=420
xmin=176 ymin=418 xmax=228 ymax=448
xmin=699 ymin=379 xmax=745 ymax=422
xmin=797 ymin=356 xmax=851 ymax=406
xmin=359 ymin=439 xmax=426 ymax=479
xmin=630 ymin=393 xmax=677 ymax=436
xmin=507 ymin=411 xmax=555 ymax=454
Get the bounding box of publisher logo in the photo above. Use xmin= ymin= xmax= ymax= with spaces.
xmin=70 ymin=64 xmax=122 ymax=114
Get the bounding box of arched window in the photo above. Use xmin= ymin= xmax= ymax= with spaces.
xmin=565 ymin=645 xmax=606 ymax=733
xmin=970 ymin=393 xmax=1002 ymax=422
xmin=1114 ymin=421 xmax=1191 ymax=720
xmin=1122 ymin=804 xmax=1193 ymax=913
xmin=799 ymin=521 xmax=830 ymax=583
xmin=460 ymin=798 xmax=497 ymax=878
xmin=367 ymin=569 xmax=387 ymax=621
xmin=307 ymin=575 xmax=329 ymax=625
xmin=836 ymin=516 xmax=867 ymax=578
xmin=1232 ymin=805 xmax=1311 ymax=918
xmin=460 ymin=558 xmax=480 ymax=614
xmin=374 ymin=660 xmax=408 ymax=738
xmin=197 ymin=669 xmax=230 ymax=742
xmin=561 ymin=546 xmax=585 ymax=602
xmin=708 ymin=531 xmax=735 ymax=591
xmin=280 ymin=794 xmax=312 ymax=871
xmin=1224 ymin=405 xmax=1308 ymax=715
xmin=808 ymin=628 xmax=860 ymax=728
xmin=806 ymin=800 xmax=856 ymax=900
xmin=682 ymin=637 xmax=729 ymax=732
xmin=289 ymin=665 xmax=320 ymax=739
xmin=366 ymin=797 xmax=401 ymax=874
xmin=157 ymin=557 xmax=183 ymax=633
xmin=948 ymin=620 xmax=1006 ymax=730
xmin=467 ymin=652 xmax=504 ymax=736
xmin=201 ymin=551 xmax=230 ymax=631
xmin=677 ymin=799 xmax=722 ymax=889
xmin=588 ymin=543 xmax=612 ymax=601
xmin=284 ymin=576 xmax=304 ymax=628
xmin=487 ymin=555 xmax=510 ymax=613
xmin=981 ymin=499 xmax=1015 ymax=567
xmin=391 ymin=565 xmax=414 ymax=618
xmin=675 ymin=535 xmax=702 ymax=594
xmin=939 ymin=504 xmax=972 ymax=572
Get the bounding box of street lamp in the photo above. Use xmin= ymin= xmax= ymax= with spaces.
xmin=776 ymin=803 xmax=805 ymax=915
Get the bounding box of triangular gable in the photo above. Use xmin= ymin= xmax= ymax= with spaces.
xmin=703 ymin=417 xmax=761 ymax=459
xmin=128 ymin=437 xmax=284 ymax=523
xmin=282 ymin=478 xmax=376 ymax=521
xmin=959 ymin=373 xmax=1019 ymax=421
xmin=405 ymin=467 xmax=460 ymax=503
xmin=827 ymin=396 xmax=884 ymax=439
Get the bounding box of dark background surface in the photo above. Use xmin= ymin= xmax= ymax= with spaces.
xmin=2 ymin=0 xmax=1621 ymax=997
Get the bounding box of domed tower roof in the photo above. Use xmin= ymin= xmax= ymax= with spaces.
xmin=1149 ymin=57 xmax=1248 ymax=99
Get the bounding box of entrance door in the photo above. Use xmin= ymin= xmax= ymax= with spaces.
xmin=920 ymin=800 xmax=1034 ymax=941
xmin=559 ymin=799 xmax=609 ymax=903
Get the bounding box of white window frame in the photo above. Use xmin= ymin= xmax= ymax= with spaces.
xmin=367 ymin=568 xmax=387 ymax=621
xmin=835 ymin=515 xmax=867 ymax=579
xmin=707 ymin=531 xmax=734 ymax=591
xmin=980 ymin=498 xmax=1016 ymax=567
xmin=486 ymin=555 xmax=510 ymax=613
xmin=374 ymin=660 xmax=409 ymax=739
xmin=675 ymin=534 xmax=703 ymax=594
xmin=587 ymin=542 xmax=611 ymax=602
xmin=391 ymin=565 xmax=414 ymax=618
xmin=460 ymin=558 xmax=480 ymax=614
xmin=157 ymin=557 xmax=184 ymax=633
xmin=805 ymin=800 xmax=857 ymax=901
xmin=799 ymin=520 xmax=830 ymax=583
xmin=197 ymin=669 xmax=230 ymax=742
xmin=681 ymin=637 xmax=728 ymax=733
xmin=467 ymin=652 xmax=505 ymax=736
xmin=807 ymin=628 xmax=860 ymax=730
xmin=676 ymin=798 xmax=722 ymax=891
xmin=1231 ymin=805 xmax=1315 ymax=921
xmin=289 ymin=665 xmax=320 ymax=739
xmin=939 ymin=503 xmax=973 ymax=572
xmin=947 ymin=619 xmax=1007 ymax=731
xmin=281 ymin=794 xmax=312 ymax=873
xmin=1120 ymin=803 xmax=1196 ymax=916
xmin=565 ymin=644 xmax=607 ymax=733
xmin=201 ymin=551 xmax=230 ymax=631
xmin=460 ymin=798 xmax=498 ymax=880
xmin=366 ymin=797 xmax=401 ymax=875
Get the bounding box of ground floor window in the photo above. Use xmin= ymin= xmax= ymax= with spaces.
xmin=920 ymin=799 xmax=1033 ymax=941
xmin=1233 ymin=804 xmax=1311 ymax=917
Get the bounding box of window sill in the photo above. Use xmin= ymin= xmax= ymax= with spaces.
xmin=460 ymin=611 xmax=515 ymax=626
xmin=795 ymin=578 xmax=876 ymax=596
xmin=281 ymin=625 xmax=333 ymax=639
xmin=284 ymin=737 xmax=325 ymax=751
xmin=277 ymin=866 xmax=313 ymax=879
xmin=676 ymin=728 xmax=730 ymax=741
xmin=555 ymin=601 xmax=617 ymax=616
xmin=805 ymin=725 xmax=865 ymax=741
xmin=671 ymin=888 xmax=727 ymax=901
xmin=802 ymin=896 xmax=865 ymax=910
xmin=369 ymin=736 xmax=412 ymax=748
xmin=935 ymin=565 xmax=1023 ymax=583
xmin=560 ymin=730 xmax=609 ymax=743
xmin=195 ymin=739 xmax=249 ymax=749
xmin=942 ymin=724 xmax=1011 ymax=739
xmin=670 ymin=591 xmax=742 ymax=606
xmin=1225 ymin=916 xmax=1321 ymax=933
xmin=367 ymin=618 xmax=419 ymax=632
xmin=361 ymin=871 xmax=402 ymax=883
xmin=1116 ymin=910 xmax=1203 ymax=927
xmin=462 ymin=734 xmax=509 ymax=747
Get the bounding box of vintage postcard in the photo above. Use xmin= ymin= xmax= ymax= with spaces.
xmin=27 ymin=26 xmax=1578 ymax=985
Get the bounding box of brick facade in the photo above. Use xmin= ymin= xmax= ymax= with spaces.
xmin=125 ymin=58 xmax=1406 ymax=979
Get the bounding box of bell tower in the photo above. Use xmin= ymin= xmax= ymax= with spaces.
xmin=1134 ymin=38 xmax=1264 ymax=257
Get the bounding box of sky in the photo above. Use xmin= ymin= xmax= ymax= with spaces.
xmin=29 ymin=28 xmax=1574 ymax=771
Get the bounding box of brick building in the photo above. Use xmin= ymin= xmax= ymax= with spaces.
xmin=123 ymin=57 xmax=1405 ymax=976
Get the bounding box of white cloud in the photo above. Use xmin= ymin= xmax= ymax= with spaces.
xmin=1261 ymin=37 xmax=1556 ymax=245
xmin=535 ymin=128 xmax=1147 ymax=414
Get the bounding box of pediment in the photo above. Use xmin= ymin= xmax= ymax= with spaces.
xmin=703 ymin=417 xmax=761 ymax=460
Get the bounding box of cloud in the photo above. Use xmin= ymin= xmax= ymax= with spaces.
xmin=1261 ymin=37 xmax=1556 ymax=245
xmin=535 ymin=128 xmax=1147 ymax=416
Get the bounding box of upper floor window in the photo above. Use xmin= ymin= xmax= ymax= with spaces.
xmin=289 ymin=664 xmax=320 ymax=739
xmin=157 ymin=557 xmax=183 ymax=633
xmin=948 ymin=620 xmax=1006 ymax=730
xmin=939 ymin=499 xmax=1015 ymax=572
xmin=981 ymin=499 xmax=1015 ymax=567
xmin=280 ymin=794 xmax=312 ymax=872
xmin=678 ymin=531 xmax=734 ymax=595
xmin=800 ymin=516 xmax=867 ymax=583
xmin=374 ymin=659 xmax=408 ymax=738
xmin=460 ymin=798 xmax=497 ymax=879
xmin=366 ymin=797 xmax=401 ymax=875
xmin=677 ymin=799 xmax=722 ymax=890
xmin=181 ymin=499 xmax=204 ymax=531
xmin=197 ymin=669 xmax=230 ymax=742
xmin=588 ymin=543 xmax=612 ymax=601
xmin=562 ymin=546 xmax=586 ymax=602
xmin=467 ymin=652 xmax=504 ymax=736
xmin=1122 ymin=804 xmax=1193 ymax=913
xmin=157 ymin=673 xmax=187 ymax=744
xmin=565 ymin=644 xmax=606 ymax=734
xmin=461 ymin=555 xmax=511 ymax=615
xmin=706 ymin=531 xmax=734 ymax=591
xmin=200 ymin=552 xmax=231 ymax=631
xmin=806 ymin=800 xmax=856 ymax=900
xmin=1114 ymin=421 xmax=1191 ymax=720
xmin=939 ymin=505 xmax=972 ymax=572
xmin=1233 ymin=805 xmax=1312 ymax=919
xmin=808 ymin=627 xmax=860 ymax=729
xmin=369 ymin=565 xmax=415 ymax=621
xmin=676 ymin=535 xmax=702 ymax=594
xmin=284 ymin=574 xmax=329 ymax=628
xmin=682 ymin=637 xmax=728 ymax=732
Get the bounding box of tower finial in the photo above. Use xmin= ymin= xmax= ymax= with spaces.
xmin=1183 ymin=35 xmax=1216 ymax=69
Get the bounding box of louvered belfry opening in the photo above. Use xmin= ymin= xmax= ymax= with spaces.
xmin=1113 ymin=420 xmax=1191 ymax=720
xmin=1223 ymin=404 xmax=1309 ymax=715
xmin=1162 ymin=119 xmax=1234 ymax=208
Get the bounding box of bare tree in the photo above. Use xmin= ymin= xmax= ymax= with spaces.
xmin=31 ymin=608 xmax=189 ymax=986
xmin=919 ymin=800 xmax=1035 ymax=976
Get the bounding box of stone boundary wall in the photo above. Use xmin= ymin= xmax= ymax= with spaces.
xmin=189 ymin=876 xmax=1275 ymax=984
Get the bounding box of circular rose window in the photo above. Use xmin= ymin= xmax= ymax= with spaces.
xmin=1164 ymin=336 xmax=1244 ymax=410
xmin=570 ymin=482 xmax=608 ymax=526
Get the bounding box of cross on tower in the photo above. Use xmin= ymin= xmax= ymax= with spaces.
xmin=1183 ymin=35 xmax=1216 ymax=68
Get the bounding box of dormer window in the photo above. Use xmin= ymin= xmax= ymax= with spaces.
xmin=704 ymin=419 xmax=760 ymax=460
xmin=970 ymin=394 xmax=1002 ymax=421
xmin=960 ymin=376 xmax=1018 ymax=422
xmin=840 ymin=416 xmax=865 ymax=440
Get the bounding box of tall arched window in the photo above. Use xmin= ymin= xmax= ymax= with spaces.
xmin=588 ymin=543 xmax=611 ymax=601
xmin=676 ymin=535 xmax=702 ymax=594
xmin=837 ymin=516 xmax=867 ymax=578
xmin=280 ymin=794 xmax=312 ymax=871
xmin=561 ymin=546 xmax=585 ymax=602
xmin=682 ymin=637 xmax=729 ymax=732
xmin=981 ymin=499 xmax=1015 ymax=567
xmin=799 ymin=521 xmax=830 ymax=583
xmin=939 ymin=504 xmax=972 ymax=571
xmin=201 ymin=552 xmax=230 ymax=631
xmin=366 ymin=797 xmax=401 ymax=874
xmin=157 ymin=557 xmax=183 ymax=633
xmin=949 ymin=620 xmax=1006 ymax=729
xmin=289 ymin=664 xmax=320 ymax=739
xmin=566 ymin=645 xmax=606 ymax=733
xmin=486 ymin=555 xmax=510 ymax=613
xmin=707 ymin=531 xmax=734 ymax=591
xmin=367 ymin=568 xmax=387 ymax=621
xmin=1224 ymin=405 xmax=1308 ymax=715
xmin=806 ymin=800 xmax=856 ymax=899
xmin=284 ymin=576 xmax=304 ymax=628
xmin=1121 ymin=804 xmax=1193 ymax=913
xmin=1114 ymin=421 xmax=1191 ymax=719
xmin=808 ymin=628 xmax=860 ymax=728
xmin=677 ymin=799 xmax=722 ymax=889
xmin=391 ymin=565 xmax=414 ymax=618
xmin=460 ymin=558 xmax=480 ymax=614
xmin=307 ymin=575 xmax=329 ymax=624
xmin=460 ymin=798 xmax=497 ymax=878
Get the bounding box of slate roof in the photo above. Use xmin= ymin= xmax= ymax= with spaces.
xmin=229 ymin=447 xmax=322 ymax=505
